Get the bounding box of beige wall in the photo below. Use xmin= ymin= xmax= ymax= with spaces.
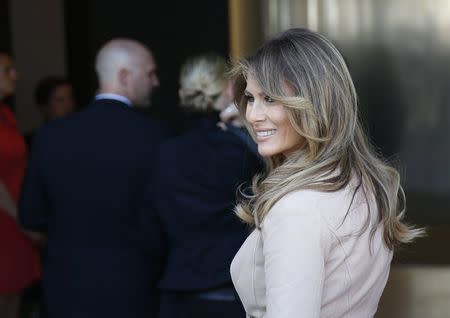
xmin=377 ymin=266 xmax=450 ymax=318
xmin=9 ymin=0 xmax=66 ymax=132
xmin=228 ymin=0 xmax=263 ymax=59
xmin=261 ymin=0 xmax=308 ymax=38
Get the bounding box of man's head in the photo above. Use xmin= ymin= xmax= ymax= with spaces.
xmin=0 ymin=51 xmax=18 ymax=101
xmin=95 ymin=39 xmax=159 ymax=107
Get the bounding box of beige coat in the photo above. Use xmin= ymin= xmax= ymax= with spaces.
xmin=231 ymin=182 xmax=392 ymax=318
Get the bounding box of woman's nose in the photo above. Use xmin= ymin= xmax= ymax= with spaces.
xmin=246 ymin=102 xmax=265 ymax=123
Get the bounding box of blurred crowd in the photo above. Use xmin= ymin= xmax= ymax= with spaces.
xmin=0 ymin=40 xmax=261 ymax=318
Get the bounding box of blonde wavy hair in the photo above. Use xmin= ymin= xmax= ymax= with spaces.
xmin=232 ymin=28 xmax=423 ymax=249
xmin=179 ymin=53 xmax=228 ymax=112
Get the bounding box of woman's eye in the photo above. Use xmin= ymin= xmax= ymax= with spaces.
xmin=244 ymin=94 xmax=254 ymax=103
xmin=264 ymin=96 xmax=274 ymax=103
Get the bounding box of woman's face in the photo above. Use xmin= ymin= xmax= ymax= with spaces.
xmin=47 ymin=84 xmax=75 ymax=120
xmin=244 ymin=75 xmax=303 ymax=157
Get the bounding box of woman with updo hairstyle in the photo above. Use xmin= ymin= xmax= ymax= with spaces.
xmin=229 ymin=28 xmax=423 ymax=318
xmin=178 ymin=53 xmax=230 ymax=113
xmin=148 ymin=53 xmax=262 ymax=318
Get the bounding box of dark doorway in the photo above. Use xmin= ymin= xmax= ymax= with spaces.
xmin=0 ymin=0 xmax=11 ymax=51
xmin=65 ymin=0 xmax=230 ymax=129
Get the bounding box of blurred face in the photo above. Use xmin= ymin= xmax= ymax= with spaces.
xmin=128 ymin=51 xmax=159 ymax=107
xmin=0 ymin=54 xmax=18 ymax=100
xmin=245 ymin=75 xmax=303 ymax=157
xmin=213 ymin=81 xmax=234 ymax=111
xmin=46 ymin=84 xmax=76 ymax=120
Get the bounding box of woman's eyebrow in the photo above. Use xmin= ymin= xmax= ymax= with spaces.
xmin=244 ymin=90 xmax=265 ymax=96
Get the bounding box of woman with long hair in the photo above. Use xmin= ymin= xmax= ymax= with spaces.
xmin=230 ymin=28 xmax=423 ymax=318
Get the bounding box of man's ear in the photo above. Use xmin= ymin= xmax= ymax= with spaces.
xmin=118 ymin=68 xmax=129 ymax=87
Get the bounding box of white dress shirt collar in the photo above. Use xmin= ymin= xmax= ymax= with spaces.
xmin=95 ymin=93 xmax=132 ymax=107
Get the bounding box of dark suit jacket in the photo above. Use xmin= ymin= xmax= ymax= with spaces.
xmin=19 ymin=99 xmax=173 ymax=318
xmin=142 ymin=113 xmax=263 ymax=291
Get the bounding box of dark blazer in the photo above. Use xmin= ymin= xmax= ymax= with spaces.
xmin=142 ymin=113 xmax=263 ymax=291
xmin=19 ymin=99 xmax=173 ymax=318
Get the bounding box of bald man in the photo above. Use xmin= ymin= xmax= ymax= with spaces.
xmin=95 ymin=39 xmax=159 ymax=107
xmin=19 ymin=39 xmax=172 ymax=318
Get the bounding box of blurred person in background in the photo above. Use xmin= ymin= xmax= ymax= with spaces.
xmin=0 ymin=50 xmax=40 ymax=318
xmin=18 ymin=39 xmax=171 ymax=318
xmin=141 ymin=53 xmax=262 ymax=318
xmin=229 ymin=28 xmax=424 ymax=318
xmin=34 ymin=76 xmax=76 ymax=122
xmin=24 ymin=76 xmax=76 ymax=148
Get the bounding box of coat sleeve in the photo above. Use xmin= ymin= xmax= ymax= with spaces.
xmin=137 ymin=148 xmax=168 ymax=277
xmin=261 ymin=191 xmax=332 ymax=318
xmin=18 ymin=132 xmax=49 ymax=232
